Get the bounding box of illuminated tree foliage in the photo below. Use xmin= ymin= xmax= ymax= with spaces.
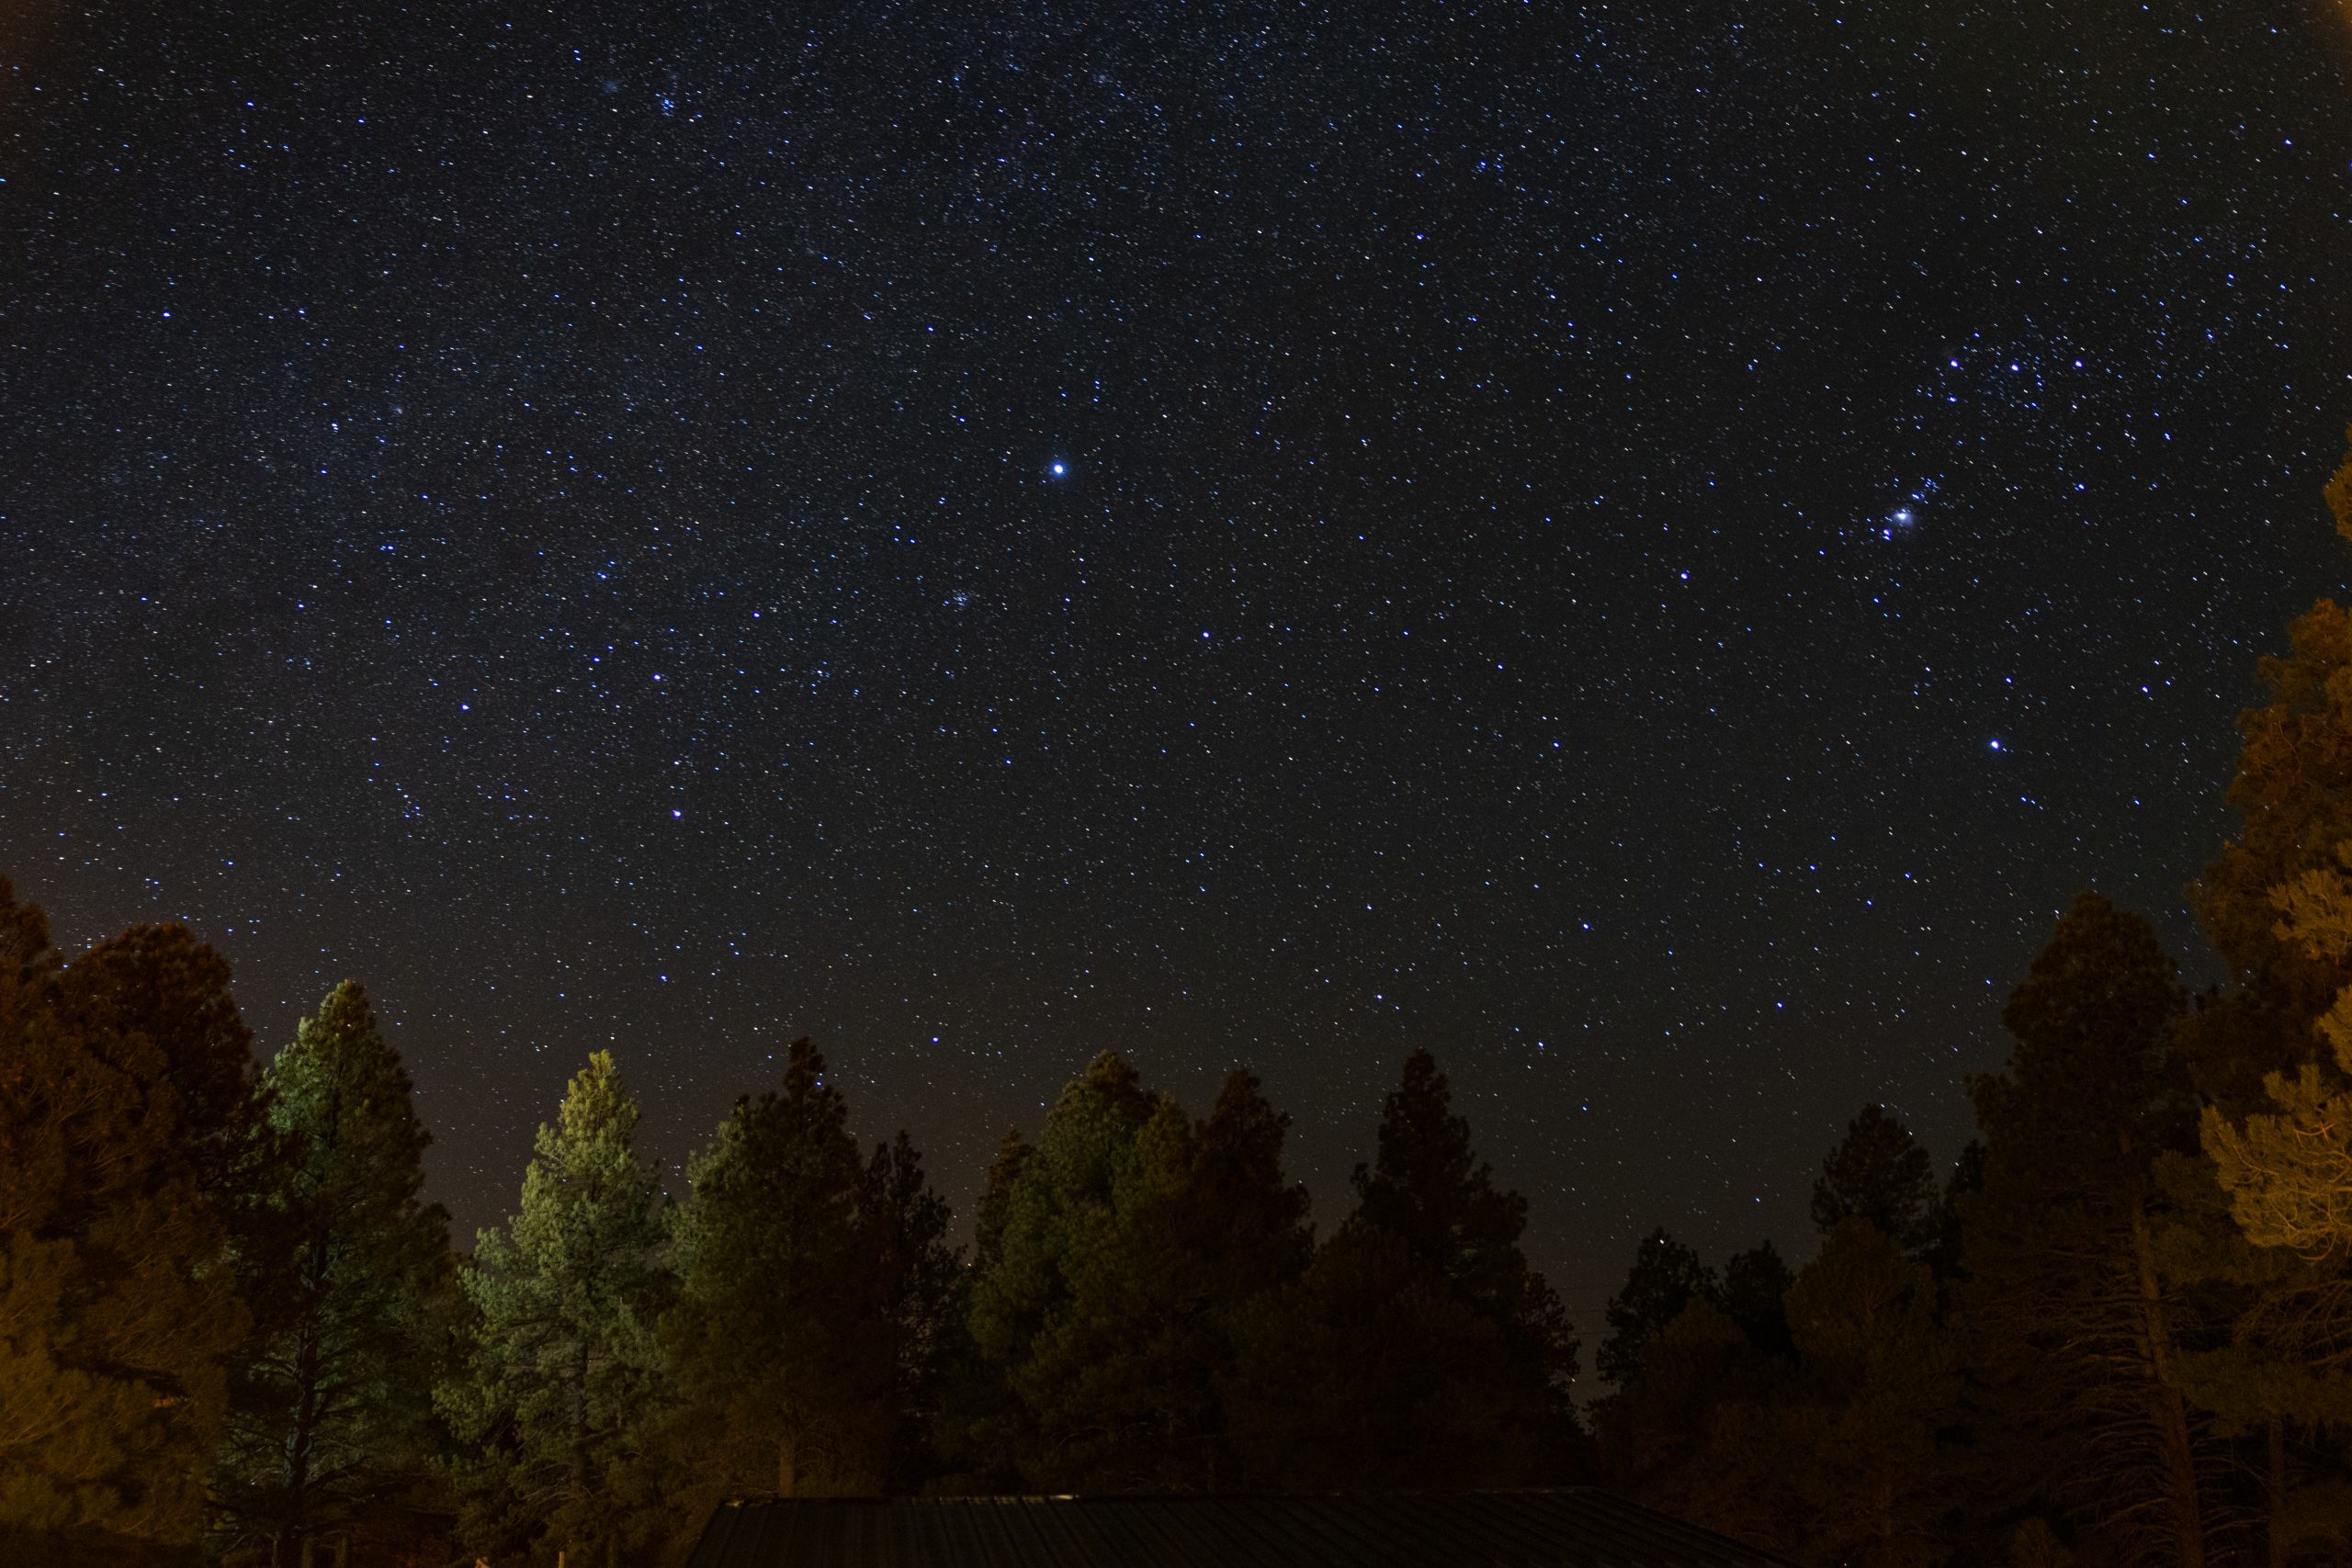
xmin=2206 ymin=846 xmax=2352 ymax=1261
xmin=2195 ymin=439 xmax=2352 ymax=1010
xmin=0 ymin=882 xmax=254 ymax=1549
xmin=2164 ymin=434 xmax=2352 ymax=1562
xmin=438 ymin=1051 xmax=667 ymax=1567
xmin=214 ymin=982 xmax=450 ymax=1562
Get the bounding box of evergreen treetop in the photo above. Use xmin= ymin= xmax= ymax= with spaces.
xmin=1810 ymin=1103 xmax=1936 ymax=1251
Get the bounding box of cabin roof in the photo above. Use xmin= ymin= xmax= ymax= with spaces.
xmin=684 ymin=1488 xmax=1795 ymax=1568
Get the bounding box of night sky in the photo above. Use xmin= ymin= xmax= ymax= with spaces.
xmin=6 ymin=0 xmax=2352 ymax=1325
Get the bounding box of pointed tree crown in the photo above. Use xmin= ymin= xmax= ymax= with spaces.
xmin=1810 ymin=1103 xmax=1936 ymax=1249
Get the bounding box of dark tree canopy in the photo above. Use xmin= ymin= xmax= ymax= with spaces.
xmin=1351 ymin=1048 xmax=1578 ymax=1390
xmin=1718 ymin=1241 xmax=1795 ymax=1360
xmin=1599 ymin=1229 xmax=1719 ymax=1386
xmin=1962 ymin=893 xmax=2213 ymax=1568
xmin=959 ymin=1055 xmax=1313 ymax=1491
xmin=1810 ymin=1103 xmax=1937 ymax=1251
xmin=216 ymin=982 xmax=449 ymax=1559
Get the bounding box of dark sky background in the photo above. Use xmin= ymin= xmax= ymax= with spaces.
xmin=5 ymin=0 xmax=2351 ymax=1328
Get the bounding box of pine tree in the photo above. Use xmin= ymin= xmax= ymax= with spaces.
xmin=1592 ymin=1296 xmax=1786 ymax=1547
xmin=1598 ymin=1229 xmax=1718 ymax=1385
xmin=966 ymin=1052 xmax=1156 ymax=1384
xmin=0 ymin=886 xmax=254 ymax=1550
xmin=1960 ymin=893 xmax=2217 ymax=1568
xmin=857 ymin=1130 xmax=964 ymax=1490
xmin=1349 ymin=1050 xmax=1578 ymax=1396
xmin=2193 ymin=842 xmax=2352 ymax=1551
xmin=1812 ymin=1104 xmax=1937 ymax=1252
xmin=439 ymin=1051 xmax=666 ymax=1566
xmin=1223 ymin=1221 xmax=1550 ymax=1492
xmin=1225 ymin=1051 xmax=1577 ymax=1490
xmin=660 ymin=1038 xmax=891 ymax=1511
xmin=2205 ymin=844 xmax=2352 ymax=1262
xmin=963 ymin=1055 xmax=1311 ymax=1491
xmin=1775 ymin=1220 xmax=1962 ymax=1568
xmin=2164 ymin=434 xmax=2352 ymax=1564
xmin=2192 ymin=435 xmax=2352 ymax=1012
xmin=1719 ymin=1241 xmax=1795 ymax=1359
xmin=1920 ymin=1141 xmax=1984 ymax=1286
xmin=971 ymin=1129 xmax=1030 ymax=1275
xmin=214 ymin=982 xmax=450 ymax=1563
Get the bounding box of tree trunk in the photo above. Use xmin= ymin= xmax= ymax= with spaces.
xmin=2130 ymin=1200 xmax=2205 ymax=1568
xmin=2267 ymin=1417 xmax=2287 ymax=1568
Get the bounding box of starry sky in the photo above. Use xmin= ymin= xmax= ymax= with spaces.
xmin=6 ymin=0 xmax=2352 ymax=1325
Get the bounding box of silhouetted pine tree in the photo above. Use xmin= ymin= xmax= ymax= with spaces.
xmin=1812 ymin=1104 xmax=1937 ymax=1253
xmin=215 ymin=982 xmax=451 ymax=1563
xmin=1224 ymin=1222 xmax=1549 ymax=1491
xmin=1599 ymin=1229 xmax=1718 ymax=1385
xmin=1773 ymin=1219 xmax=1962 ymax=1568
xmin=1960 ymin=893 xmax=2219 ymax=1568
xmin=961 ymin=1055 xmax=1311 ymax=1491
xmin=859 ymin=1130 xmax=965 ymax=1491
xmin=1348 ymin=1050 xmax=1579 ymax=1396
xmin=1227 ymin=1050 xmax=1578 ymax=1489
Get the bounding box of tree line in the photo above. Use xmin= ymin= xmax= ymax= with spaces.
xmin=8 ymin=443 xmax=2352 ymax=1568
xmin=0 ymin=914 xmax=1577 ymax=1567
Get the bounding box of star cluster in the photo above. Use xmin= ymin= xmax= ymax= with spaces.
xmin=5 ymin=0 xmax=2350 ymax=1315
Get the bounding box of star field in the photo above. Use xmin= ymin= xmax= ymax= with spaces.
xmin=5 ymin=0 xmax=2351 ymax=1318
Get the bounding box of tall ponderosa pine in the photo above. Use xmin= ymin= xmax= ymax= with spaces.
xmin=2164 ymin=434 xmax=2352 ymax=1562
xmin=1812 ymin=1104 xmax=1937 ymax=1253
xmin=440 ymin=1051 xmax=666 ymax=1567
xmin=1347 ymin=1049 xmax=1578 ymax=1393
xmin=1598 ymin=1229 xmax=1718 ymax=1385
xmin=963 ymin=1053 xmax=1311 ymax=1491
xmin=0 ymin=883 xmax=255 ymax=1549
xmin=1961 ymin=893 xmax=2217 ymax=1568
xmin=216 ymin=982 xmax=450 ymax=1563
xmin=661 ymin=1038 xmax=957 ymax=1515
xmin=2192 ymin=847 xmax=2352 ymax=1542
xmin=1226 ymin=1050 xmax=1577 ymax=1489
xmin=2205 ymin=843 xmax=2352 ymax=1263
